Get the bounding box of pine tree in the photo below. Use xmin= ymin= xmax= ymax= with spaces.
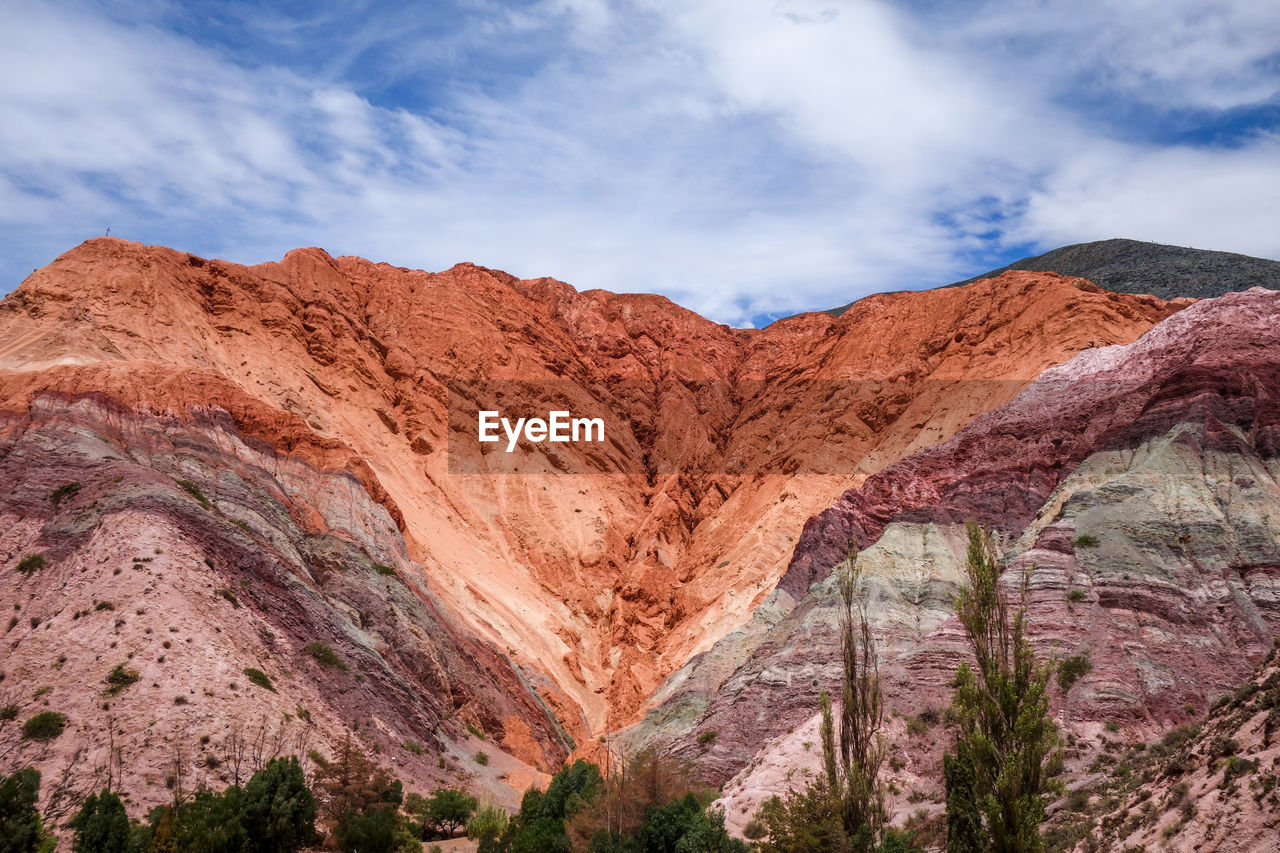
xmin=945 ymin=523 xmax=1060 ymax=853
xmin=73 ymin=790 xmax=134 ymax=853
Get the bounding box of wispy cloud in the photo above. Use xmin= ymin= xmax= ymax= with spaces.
xmin=1 ymin=0 xmax=1277 ymax=325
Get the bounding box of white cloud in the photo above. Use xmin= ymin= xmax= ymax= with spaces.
xmin=0 ymin=0 xmax=1277 ymax=325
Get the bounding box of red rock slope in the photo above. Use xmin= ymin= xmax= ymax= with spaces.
xmin=0 ymin=237 xmax=1181 ymax=775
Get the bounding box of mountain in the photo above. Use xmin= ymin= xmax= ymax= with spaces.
xmin=825 ymin=238 xmax=1280 ymax=317
xmin=632 ymin=285 xmax=1280 ymax=834
xmin=0 ymin=237 xmax=1183 ymax=813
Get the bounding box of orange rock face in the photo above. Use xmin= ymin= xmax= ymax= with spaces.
xmin=0 ymin=238 xmax=1184 ymax=739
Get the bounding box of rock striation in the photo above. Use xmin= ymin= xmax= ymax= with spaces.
xmin=637 ymin=287 xmax=1280 ymax=831
xmin=0 ymin=238 xmax=1182 ymax=805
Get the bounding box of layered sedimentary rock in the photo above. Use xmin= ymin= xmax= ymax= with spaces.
xmin=635 ymin=288 xmax=1280 ymax=830
xmin=1070 ymin=648 xmax=1280 ymax=852
xmin=0 ymin=238 xmax=1183 ymax=800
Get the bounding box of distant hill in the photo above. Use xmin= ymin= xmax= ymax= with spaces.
xmin=825 ymin=238 xmax=1280 ymax=316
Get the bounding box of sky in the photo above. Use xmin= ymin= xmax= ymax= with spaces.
xmin=2 ymin=0 xmax=1278 ymax=327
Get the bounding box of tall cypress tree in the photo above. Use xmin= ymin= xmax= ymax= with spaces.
xmin=945 ymin=523 xmax=1060 ymax=853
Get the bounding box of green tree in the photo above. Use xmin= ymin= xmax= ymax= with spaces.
xmin=419 ymin=787 xmax=476 ymax=837
xmin=510 ymin=816 xmax=570 ymax=853
xmin=0 ymin=769 xmax=50 ymax=853
xmin=242 ymin=756 xmax=316 ymax=853
xmin=73 ymin=790 xmax=134 ymax=853
xmin=173 ymin=787 xmax=246 ymax=853
xmin=755 ymin=785 xmax=846 ymax=853
xmin=833 ymin=556 xmax=886 ymax=851
xmin=637 ymin=793 xmax=703 ymax=853
xmin=753 ymin=548 xmax=885 ymax=853
xmin=945 ymin=523 xmax=1060 ymax=853
xmin=538 ymin=759 xmax=602 ymax=822
xmin=336 ymin=806 xmax=397 ymax=853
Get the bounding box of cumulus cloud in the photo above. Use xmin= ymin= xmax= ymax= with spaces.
xmin=0 ymin=0 xmax=1276 ymax=325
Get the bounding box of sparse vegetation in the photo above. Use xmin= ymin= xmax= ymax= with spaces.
xmin=217 ymin=588 xmax=240 ymax=608
xmin=373 ymin=563 xmax=396 ymax=576
xmin=473 ymin=750 xmax=489 ymax=766
xmin=48 ymin=482 xmax=82 ymax=505
xmin=243 ymin=667 xmax=276 ymax=692
xmin=1058 ymin=651 xmax=1094 ymax=691
xmin=304 ymin=641 xmax=348 ymax=670
xmin=1073 ymin=534 xmax=1100 ymax=549
xmin=697 ymin=729 xmax=718 ymax=746
xmin=402 ymin=740 xmax=424 ymax=755
xmin=104 ymin=663 xmax=140 ymax=695
xmin=16 ymin=553 xmax=46 ymax=574
xmin=177 ymin=478 xmax=210 ymax=509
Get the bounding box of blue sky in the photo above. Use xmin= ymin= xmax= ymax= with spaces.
xmin=2 ymin=0 xmax=1278 ymax=327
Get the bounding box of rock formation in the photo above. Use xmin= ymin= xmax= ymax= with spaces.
xmin=644 ymin=287 xmax=1280 ymax=832
xmin=0 ymin=237 xmax=1185 ymax=812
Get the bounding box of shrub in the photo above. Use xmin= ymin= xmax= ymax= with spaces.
xmin=217 ymin=588 xmax=240 ymax=608
xmin=49 ymin=482 xmax=82 ymax=506
xmin=22 ymin=711 xmax=67 ymax=741
xmin=1104 ymin=720 xmax=1120 ymax=734
xmin=1058 ymin=652 xmax=1093 ymax=691
xmin=95 ymin=601 xmax=115 ymax=611
xmin=474 ymin=751 xmax=489 ymax=766
xmin=743 ymin=818 xmax=766 ymax=840
xmin=243 ymin=668 xmax=276 ymax=692
xmin=104 ymin=664 xmax=140 ymax=696
xmin=467 ymin=803 xmax=508 ymax=844
xmin=373 ymin=563 xmax=396 ymax=576
xmin=1068 ymin=588 xmax=1087 ymax=603
xmin=304 ymin=642 xmax=348 ymax=670
xmin=16 ymin=554 xmax=46 ymax=574
xmin=1073 ymin=534 xmax=1100 ymax=549
xmin=177 ymin=479 xmax=210 ymax=509
xmin=402 ymin=740 xmax=424 ymax=755
xmin=697 ymin=729 xmax=718 ymax=746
